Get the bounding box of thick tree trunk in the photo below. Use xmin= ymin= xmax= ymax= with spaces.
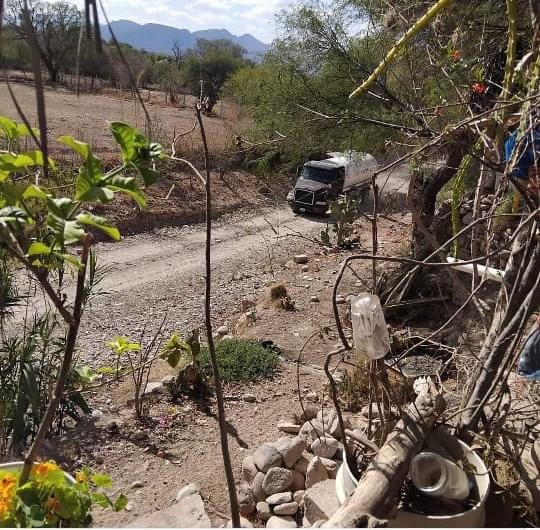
xmin=411 ymin=130 xmax=472 ymax=261
xmin=324 ymin=388 xmax=446 ymax=527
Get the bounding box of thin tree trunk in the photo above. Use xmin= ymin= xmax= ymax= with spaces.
xmin=195 ymin=105 xmax=240 ymax=527
xmin=20 ymin=235 xmax=92 ymax=484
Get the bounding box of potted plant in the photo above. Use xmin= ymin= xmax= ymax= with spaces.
xmin=0 ymin=461 xmax=126 ymax=527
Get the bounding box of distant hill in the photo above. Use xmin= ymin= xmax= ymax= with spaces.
xmin=100 ymin=20 xmax=270 ymax=61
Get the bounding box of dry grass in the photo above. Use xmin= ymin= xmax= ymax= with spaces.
xmin=0 ymin=80 xmax=250 ymax=162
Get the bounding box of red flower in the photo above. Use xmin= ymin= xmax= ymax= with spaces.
xmin=450 ymin=49 xmax=462 ymax=60
xmin=471 ymin=82 xmax=486 ymax=95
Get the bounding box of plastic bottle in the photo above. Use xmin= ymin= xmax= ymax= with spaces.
xmin=409 ymin=451 xmax=470 ymax=500
xmin=350 ymin=293 xmax=390 ymax=360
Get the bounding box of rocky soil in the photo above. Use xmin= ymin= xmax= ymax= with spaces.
xmin=32 ymin=166 xmax=414 ymax=526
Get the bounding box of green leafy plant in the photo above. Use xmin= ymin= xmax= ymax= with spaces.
xmin=0 ymin=461 xmax=126 ymax=527
xmin=0 ymin=312 xmax=90 ymax=456
xmin=0 ymin=114 xmax=162 ymax=493
xmin=160 ymin=332 xmax=193 ymax=370
xmin=106 ymin=336 xmax=141 ymax=380
xmin=326 ymin=195 xmax=360 ymax=247
xmin=199 ymin=339 xmax=279 ymax=383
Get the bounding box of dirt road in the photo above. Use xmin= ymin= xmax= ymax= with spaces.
xmin=79 ymin=168 xmax=409 ymax=365
xmin=59 ymin=170 xmax=411 ymax=527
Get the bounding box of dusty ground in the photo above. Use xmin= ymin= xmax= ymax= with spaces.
xmin=39 ymin=165 xmax=412 ymax=526
xmin=0 ymin=81 xmax=290 ymax=234
xmin=0 ymin=81 xmax=245 ymax=156
xmin=3 ymin=80 xmax=471 ymax=526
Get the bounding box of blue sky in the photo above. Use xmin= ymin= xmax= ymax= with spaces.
xmin=98 ymin=0 xmax=291 ymax=43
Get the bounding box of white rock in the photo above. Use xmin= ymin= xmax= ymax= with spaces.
xmin=128 ymin=493 xmax=210 ymax=527
xmin=143 ymin=381 xmax=164 ymax=395
xmin=310 ymin=295 xmax=320 ymax=302
xmin=273 ymin=502 xmax=298 ymax=516
xmin=305 ymin=392 xmax=319 ymax=402
xmin=266 ymin=515 xmax=297 ymax=528
xmin=262 ymin=467 xmax=294 ymax=495
xmin=252 ymin=472 xmax=267 ymax=502
xmin=305 ymin=457 xmax=329 ymax=489
xmin=131 ymin=480 xmax=144 ymax=489
xmin=272 ymin=437 xmax=306 ymax=468
xmin=226 ymin=516 xmax=253 ymax=528
xmin=256 ymin=501 xmax=272 ymax=521
xmin=253 ymin=444 xmax=282 ymax=472
xmin=304 ymin=479 xmax=339 ymax=525
xmin=335 ymin=295 xmax=346 ymax=304
xmin=299 ymin=419 xmax=326 ymax=442
xmin=293 ymin=254 xmax=309 ymax=264
xmin=301 ymin=265 xmax=309 ymax=272
xmin=319 ymin=457 xmax=338 ymax=479
xmin=277 ymin=422 xmax=301 ymax=435
xmin=311 ymin=436 xmax=339 ymax=459
xmin=242 ymin=393 xmax=257 ymax=403
xmin=266 ymin=491 xmax=293 ymax=505
xmin=216 ymin=325 xmax=229 ymax=336
xmin=241 ymin=455 xmax=258 ymax=483
xmin=175 ymin=483 xmax=200 ymax=502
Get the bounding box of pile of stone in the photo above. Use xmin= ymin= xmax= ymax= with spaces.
xmin=238 ymin=406 xmax=350 ymax=528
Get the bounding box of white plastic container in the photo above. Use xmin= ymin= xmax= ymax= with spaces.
xmin=350 ymin=293 xmax=390 ymax=359
xmin=0 ymin=461 xmax=75 ymax=484
xmin=409 ymin=451 xmax=470 ymax=500
xmin=336 ymin=431 xmax=490 ymax=527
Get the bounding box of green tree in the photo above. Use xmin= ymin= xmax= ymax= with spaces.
xmin=5 ymin=0 xmax=81 ymax=83
xmin=0 ymin=26 xmax=32 ymax=71
xmin=183 ymin=38 xmax=249 ymax=114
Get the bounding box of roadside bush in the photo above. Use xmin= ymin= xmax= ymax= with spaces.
xmin=200 ymin=339 xmax=280 ymax=383
xmin=270 ymin=284 xmax=287 ymax=300
xmin=0 ymin=312 xmax=90 ymax=456
xmin=336 ymin=363 xmax=414 ymax=412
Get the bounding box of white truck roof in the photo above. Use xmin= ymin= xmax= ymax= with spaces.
xmin=326 ymin=151 xmax=378 ymax=169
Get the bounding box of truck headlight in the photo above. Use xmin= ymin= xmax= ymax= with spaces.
xmin=287 ymin=192 xmax=294 ymax=201
xmin=315 ymin=201 xmax=327 ymax=205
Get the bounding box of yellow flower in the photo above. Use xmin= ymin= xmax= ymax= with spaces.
xmin=45 ymin=496 xmax=61 ymax=513
xmin=0 ymin=474 xmax=16 ymax=501
xmin=0 ymin=498 xmax=9 ymax=519
xmin=33 ymin=461 xmax=59 ymax=478
xmin=0 ymin=477 xmax=15 ymax=520
xmin=75 ymin=470 xmax=88 ymax=484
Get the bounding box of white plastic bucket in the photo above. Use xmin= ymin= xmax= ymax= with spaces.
xmin=0 ymin=461 xmax=75 ymax=484
xmin=336 ymin=432 xmax=490 ymax=527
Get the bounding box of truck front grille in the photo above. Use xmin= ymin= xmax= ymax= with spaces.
xmin=294 ymin=189 xmax=315 ymax=205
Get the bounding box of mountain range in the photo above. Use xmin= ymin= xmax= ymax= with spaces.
xmin=100 ymin=20 xmax=270 ymax=61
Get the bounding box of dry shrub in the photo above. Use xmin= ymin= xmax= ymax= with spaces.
xmin=337 ymin=362 xmax=415 ymax=412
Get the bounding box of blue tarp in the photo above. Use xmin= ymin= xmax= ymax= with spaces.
xmin=504 ymin=126 xmax=540 ymax=179
xmin=517 ymin=320 xmax=540 ymax=381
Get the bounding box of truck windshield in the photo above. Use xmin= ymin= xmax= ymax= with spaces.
xmin=301 ymin=166 xmax=339 ymax=184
